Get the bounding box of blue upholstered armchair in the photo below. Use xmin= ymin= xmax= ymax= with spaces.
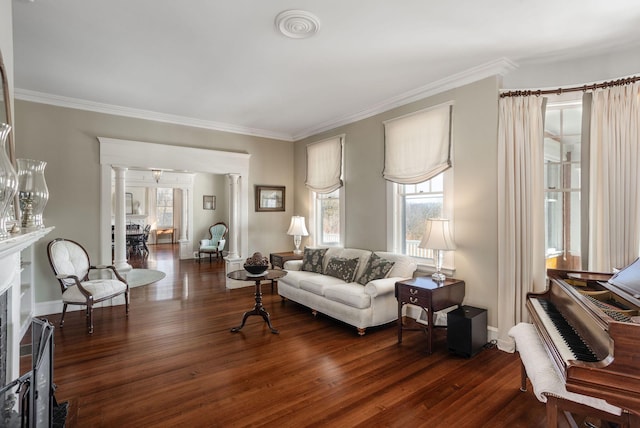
xmin=199 ymin=222 xmax=228 ymax=262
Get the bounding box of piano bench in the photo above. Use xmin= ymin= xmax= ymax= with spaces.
xmin=544 ymin=396 xmax=638 ymax=428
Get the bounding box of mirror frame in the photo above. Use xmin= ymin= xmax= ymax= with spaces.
xmin=0 ymin=49 xmax=20 ymax=226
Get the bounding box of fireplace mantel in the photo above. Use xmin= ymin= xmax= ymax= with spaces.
xmin=0 ymin=228 xmax=53 ymax=294
xmin=0 ymin=227 xmax=53 ymax=384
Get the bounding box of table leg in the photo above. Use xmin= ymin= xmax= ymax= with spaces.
xmin=397 ymin=302 xmax=403 ymax=344
xmin=230 ymin=280 xmax=279 ymax=334
xmin=427 ymin=310 xmax=433 ymax=354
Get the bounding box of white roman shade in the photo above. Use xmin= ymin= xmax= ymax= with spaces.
xmin=305 ymin=136 xmax=343 ymax=193
xmin=383 ymin=103 xmax=453 ymax=184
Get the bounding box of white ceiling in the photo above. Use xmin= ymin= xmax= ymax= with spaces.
xmin=11 ymin=0 xmax=640 ymax=141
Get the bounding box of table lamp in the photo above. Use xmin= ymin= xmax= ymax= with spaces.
xmin=287 ymin=216 xmax=309 ymax=254
xmin=418 ymin=218 xmax=456 ymax=283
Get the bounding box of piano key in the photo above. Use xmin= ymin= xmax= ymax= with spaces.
xmin=529 ymin=298 xmax=599 ymax=363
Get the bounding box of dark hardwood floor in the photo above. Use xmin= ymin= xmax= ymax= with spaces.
xmin=30 ymin=244 xmax=583 ymax=427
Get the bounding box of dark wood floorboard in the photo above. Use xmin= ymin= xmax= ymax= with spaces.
xmin=27 ymin=244 xmax=593 ymax=427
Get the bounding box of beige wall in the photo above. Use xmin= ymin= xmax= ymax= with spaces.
xmin=294 ymin=77 xmax=501 ymax=327
xmin=14 ymin=100 xmax=295 ymax=304
xmin=193 ymin=173 xmax=228 ymax=248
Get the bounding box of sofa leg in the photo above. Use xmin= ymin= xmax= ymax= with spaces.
xmin=311 ymin=309 xmax=318 ymax=317
xmin=357 ymin=328 xmax=366 ymax=336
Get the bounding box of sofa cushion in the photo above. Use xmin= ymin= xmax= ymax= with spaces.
xmin=280 ymin=270 xmax=321 ymax=289
xmin=356 ymin=253 xmax=395 ymax=285
xmin=324 ymin=283 xmax=372 ymax=309
xmin=300 ymin=275 xmax=346 ymax=296
xmin=301 ymin=248 xmax=328 ymax=273
xmin=323 ymin=248 xmax=372 ymax=279
xmin=325 ymin=257 xmax=360 ymax=282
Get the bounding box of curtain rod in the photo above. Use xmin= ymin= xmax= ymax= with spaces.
xmin=500 ymin=76 xmax=640 ymax=98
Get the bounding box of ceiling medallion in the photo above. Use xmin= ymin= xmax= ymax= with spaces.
xmin=275 ymin=10 xmax=320 ymax=39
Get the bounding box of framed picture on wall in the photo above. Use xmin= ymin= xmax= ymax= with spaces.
xmin=203 ymin=195 xmax=216 ymax=210
xmin=255 ymin=185 xmax=285 ymax=212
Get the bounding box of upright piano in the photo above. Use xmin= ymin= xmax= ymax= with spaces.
xmin=526 ymin=262 xmax=640 ymax=421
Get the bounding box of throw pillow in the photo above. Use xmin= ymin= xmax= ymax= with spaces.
xmin=356 ymin=253 xmax=395 ymax=285
xmin=324 ymin=257 xmax=360 ymax=282
xmin=301 ymin=248 xmax=328 ymax=273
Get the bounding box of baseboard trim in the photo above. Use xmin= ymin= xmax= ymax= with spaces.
xmin=35 ymin=296 xmax=126 ymax=317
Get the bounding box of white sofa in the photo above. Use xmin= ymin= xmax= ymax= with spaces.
xmin=278 ymin=247 xmax=417 ymax=335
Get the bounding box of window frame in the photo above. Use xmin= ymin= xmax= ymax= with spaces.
xmin=387 ymin=169 xmax=454 ymax=272
xmin=156 ymin=187 xmax=174 ymax=228
xmin=543 ymin=95 xmax=585 ymax=270
xmin=312 ymin=188 xmax=345 ymax=247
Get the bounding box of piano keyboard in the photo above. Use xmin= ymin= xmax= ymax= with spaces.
xmin=530 ymin=298 xmax=599 ymax=363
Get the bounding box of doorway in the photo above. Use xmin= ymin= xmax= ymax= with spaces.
xmin=98 ymin=137 xmax=250 ymax=267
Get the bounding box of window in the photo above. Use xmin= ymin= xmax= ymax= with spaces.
xmin=315 ymin=189 xmax=341 ymax=245
xmin=544 ymin=97 xmax=584 ymax=270
xmin=390 ymin=171 xmax=453 ymax=266
xmin=156 ymin=188 xmax=174 ymax=227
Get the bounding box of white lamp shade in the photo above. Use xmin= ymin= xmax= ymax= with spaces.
xmin=287 ymin=216 xmax=309 ymax=236
xmin=418 ymin=218 xmax=456 ymax=251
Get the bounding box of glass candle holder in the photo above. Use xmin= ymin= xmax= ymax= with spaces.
xmin=0 ymin=123 xmax=18 ymax=239
xmin=17 ymin=158 xmax=49 ymax=230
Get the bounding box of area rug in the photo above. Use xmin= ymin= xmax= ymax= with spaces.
xmin=125 ymin=269 xmax=166 ymax=288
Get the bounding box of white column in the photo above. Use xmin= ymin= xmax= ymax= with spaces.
xmin=227 ymin=173 xmax=240 ymax=259
xmin=113 ymin=166 xmax=132 ymax=271
xmin=180 ymin=187 xmax=188 ymax=241
xmin=177 ymin=187 xmax=192 ymax=260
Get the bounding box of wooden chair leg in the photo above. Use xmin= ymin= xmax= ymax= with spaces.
xmin=60 ymin=303 xmax=68 ymax=328
xmin=88 ymin=303 xmax=94 ymax=334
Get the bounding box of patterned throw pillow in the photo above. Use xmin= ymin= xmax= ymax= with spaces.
xmin=324 ymin=257 xmax=360 ymax=282
xmin=356 ymin=253 xmax=395 ymax=285
xmin=301 ymin=248 xmax=328 ymax=273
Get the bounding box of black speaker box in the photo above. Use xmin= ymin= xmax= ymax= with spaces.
xmin=447 ymin=305 xmax=487 ymax=358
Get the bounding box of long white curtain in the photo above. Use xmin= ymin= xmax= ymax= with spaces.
xmin=173 ymin=188 xmax=182 ymax=244
xmin=148 ymin=188 xmax=158 ymax=244
xmin=497 ymin=96 xmax=547 ymax=352
xmin=588 ymin=82 xmax=640 ymax=272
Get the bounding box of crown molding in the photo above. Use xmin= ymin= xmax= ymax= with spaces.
xmin=13 ymin=89 xmax=295 ymax=142
xmin=292 ymin=57 xmax=518 ymax=140
xmin=14 ymin=57 xmax=517 ymax=143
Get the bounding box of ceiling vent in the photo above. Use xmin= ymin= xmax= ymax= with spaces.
xmin=275 ymin=10 xmax=320 ymax=39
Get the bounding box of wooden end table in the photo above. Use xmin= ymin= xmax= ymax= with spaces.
xmin=395 ymin=276 xmax=465 ymax=354
xmin=227 ymin=269 xmax=287 ymax=334
xmin=269 ymin=251 xmax=303 ymax=269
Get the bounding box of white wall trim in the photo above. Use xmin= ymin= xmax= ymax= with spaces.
xmin=14 ymin=88 xmax=293 ymax=142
